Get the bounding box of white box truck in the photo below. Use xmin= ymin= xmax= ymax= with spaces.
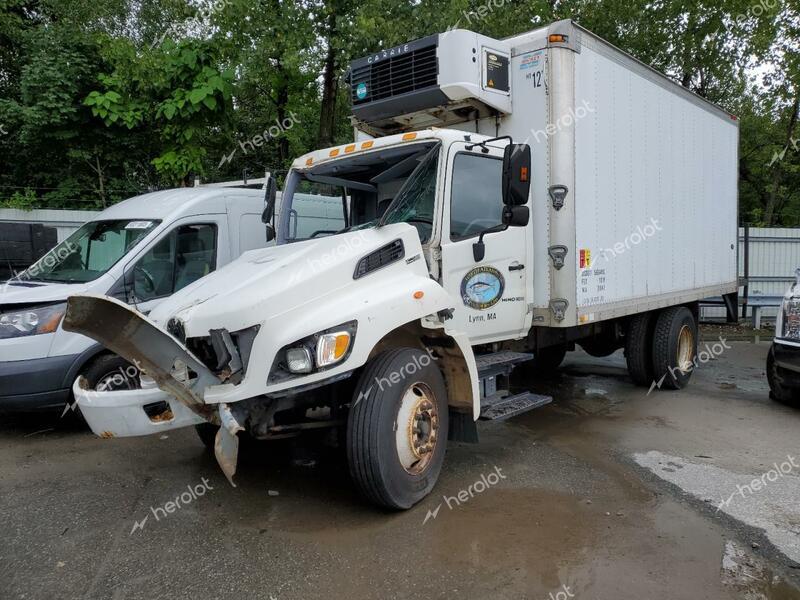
xmin=64 ymin=20 xmax=739 ymax=509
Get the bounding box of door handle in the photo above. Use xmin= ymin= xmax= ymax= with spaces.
xmin=509 ymin=264 xmax=525 ymax=271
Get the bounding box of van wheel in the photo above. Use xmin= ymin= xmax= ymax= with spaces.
xmin=625 ymin=312 xmax=656 ymax=386
xmin=347 ymin=348 xmax=448 ymax=510
xmin=651 ymin=307 xmax=698 ymax=390
xmin=767 ymin=346 xmax=800 ymax=407
xmin=82 ymin=354 xmax=141 ymax=391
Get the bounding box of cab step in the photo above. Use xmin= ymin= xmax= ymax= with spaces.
xmin=479 ymin=392 xmax=553 ymax=421
xmin=474 ymin=351 xmax=553 ymax=420
xmin=481 ymin=392 xmax=553 ymax=421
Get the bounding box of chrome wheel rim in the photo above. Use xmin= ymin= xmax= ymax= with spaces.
xmin=676 ymin=325 xmax=695 ymax=373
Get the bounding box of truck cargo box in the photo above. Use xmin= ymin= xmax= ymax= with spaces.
xmin=349 ymin=20 xmax=739 ymax=328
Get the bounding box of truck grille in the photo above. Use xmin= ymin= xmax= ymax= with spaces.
xmin=350 ymin=44 xmax=438 ymax=106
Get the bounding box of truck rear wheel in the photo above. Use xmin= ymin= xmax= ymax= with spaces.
xmin=347 ymin=348 xmax=448 ymax=510
xmin=651 ymin=307 xmax=698 ymax=390
xmin=625 ymin=312 xmax=656 ymax=386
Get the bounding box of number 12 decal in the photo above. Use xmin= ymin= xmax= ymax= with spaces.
xmin=526 ymin=70 xmax=543 ymax=87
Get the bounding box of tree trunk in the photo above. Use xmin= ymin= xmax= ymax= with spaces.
xmin=318 ymin=9 xmax=338 ymax=148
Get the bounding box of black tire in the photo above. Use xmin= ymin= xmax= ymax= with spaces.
xmin=625 ymin=312 xmax=656 ymax=386
xmin=651 ymin=307 xmax=698 ymax=390
xmin=580 ymin=338 xmax=619 ymax=358
xmin=530 ymin=345 xmax=568 ymax=373
xmin=767 ymin=346 xmax=800 ymax=407
xmin=82 ymin=354 xmax=141 ymax=391
xmin=347 ymin=348 xmax=449 ymax=510
xmin=195 ymin=423 xmax=218 ymax=451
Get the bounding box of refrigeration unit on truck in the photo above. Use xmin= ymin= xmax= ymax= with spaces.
xmin=64 ymin=20 xmax=739 ymax=509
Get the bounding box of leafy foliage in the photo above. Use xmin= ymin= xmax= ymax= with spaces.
xmin=0 ymin=0 xmax=798 ymax=225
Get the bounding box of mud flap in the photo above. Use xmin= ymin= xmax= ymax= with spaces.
xmin=215 ymin=403 xmax=246 ymax=486
xmin=63 ymin=295 xmax=219 ymax=420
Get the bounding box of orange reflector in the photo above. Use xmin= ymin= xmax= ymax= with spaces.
xmin=345 ymin=144 xmax=356 ymax=153
xmin=333 ymin=334 xmax=350 ymax=359
xmin=361 ymin=141 xmax=374 ymax=149
xmin=305 ymin=158 xmax=313 ymax=166
xmin=329 ymin=148 xmax=340 ymax=157
xmin=520 ymin=167 xmax=529 ymax=182
xmin=402 ymin=133 xmax=418 ymax=141
xmin=549 ymin=34 xmax=568 ymax=43
xmin=413 ymin=291 xmax=424 ymax=300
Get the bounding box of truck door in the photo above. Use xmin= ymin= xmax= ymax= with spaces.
xmin=440 ymin=142 xmax=530 ymax=344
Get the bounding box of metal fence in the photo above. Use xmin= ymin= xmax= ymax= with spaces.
xmin=701 ymin=227 xmax=800 ymax=324
xmin=0 ymin=208 xmax=99 ymax=242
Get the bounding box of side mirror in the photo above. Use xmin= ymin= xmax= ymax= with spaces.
xmin=262 ymin=175 xmax=277 ymax=225
xmin=265 ymin=224 xmax=276 ymax=243
xmin=503 ymin=205 xmax=530 ymax=227
xmin=502 ymin=144 xmax=531 ymax=206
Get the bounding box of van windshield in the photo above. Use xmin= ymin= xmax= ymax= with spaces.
xmin=23 ymin=220 xmax=158 ymax=284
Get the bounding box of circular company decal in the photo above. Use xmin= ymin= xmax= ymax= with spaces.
xmin=461 ymin=266 xmax=505 ymax=310
xmin=356 ymin=83 xmax=368 ymax=100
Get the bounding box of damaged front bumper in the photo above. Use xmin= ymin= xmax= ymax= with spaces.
xmin=63 ymin=294 xmax=249 ymax=485
xmin=72 ymin=377 xmax=205 ymax=438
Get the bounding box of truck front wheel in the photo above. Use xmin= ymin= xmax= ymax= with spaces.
xmin=651 ymin=307 xmax=698 ymax=390
xmin=347 ymin=348 xmax=449 ymax=510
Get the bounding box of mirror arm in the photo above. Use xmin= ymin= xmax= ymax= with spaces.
xmin=473 ymin=223 xmax=509 ymax=262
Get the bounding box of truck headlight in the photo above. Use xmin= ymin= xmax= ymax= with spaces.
xmin=0 ymin=303 xmax=66 ymax=339
xmin=286 ymin=347 xmax=314 ymax=374
xmin=316 ymin=331 xmax=353 ymax=368
xmin=781 ymin=298 xmax=800 ymax=340
xmin=271 ymin=321 xmax=357 ymax=382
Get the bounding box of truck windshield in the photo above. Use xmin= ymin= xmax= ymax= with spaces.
xmin=22 ymin=220 xmax=158 ymax=284
xmin=281 ymin=141 xmax=439 ymax=242
xmin=380 ymin=144 xmax=440 ymax=244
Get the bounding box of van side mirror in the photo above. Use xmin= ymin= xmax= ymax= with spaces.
xmin=502 ymin=144 xmax=531 ymax=206
xmin=265 ymin=224 xmax=276 ymax=243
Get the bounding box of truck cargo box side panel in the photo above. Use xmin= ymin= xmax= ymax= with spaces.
xmin=573 ymin=42 xmax=738 ymax=315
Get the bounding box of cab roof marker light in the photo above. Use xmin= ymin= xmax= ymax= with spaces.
xmin=402 ymin=133 xmax=418 ymax=141
xmin=329 ymin=149 xmax=340 ymax=157
xmin=361 ymin=141 xmax=374 ymax=150
xmin=345 ymin=144 xmax=357 ymax=153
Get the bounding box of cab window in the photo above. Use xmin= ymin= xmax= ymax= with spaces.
xmin=132 ymin=224 xmax=217 ymax=301
xmin=450 ymin=153 xmax=504 ymax=241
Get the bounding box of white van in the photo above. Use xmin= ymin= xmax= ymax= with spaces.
xmin=0 ymin=185 xmax=276 ymax=411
